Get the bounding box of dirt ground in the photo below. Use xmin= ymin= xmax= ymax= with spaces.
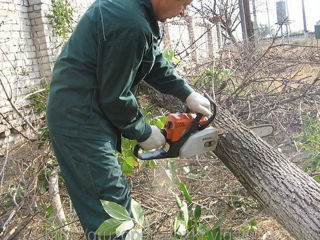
xmin=0 ymin=139 xmax=295 ymax=240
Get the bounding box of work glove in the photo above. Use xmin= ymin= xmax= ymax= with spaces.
xmin=139 ymin=125 xmax=166 ymax=150
xmin=186 ymin=92 xmax=212 ymax=116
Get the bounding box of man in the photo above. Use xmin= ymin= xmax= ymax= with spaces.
xmin=46 ymin=0 xmax=211 ymax=239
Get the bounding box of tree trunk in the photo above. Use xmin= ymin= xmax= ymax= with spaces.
xmin=213 ymin=105 xmax=320 ymax=240
xmin=143 ymin=88 xmax=320 ymax=240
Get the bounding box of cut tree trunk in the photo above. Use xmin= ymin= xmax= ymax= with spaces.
xmin=213 ymin=105 xmax=320 ymax=240
xmin=144 ymin=88 xmax=320 ymax=240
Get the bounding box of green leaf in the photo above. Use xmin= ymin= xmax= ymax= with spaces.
xmin=187 ymin=219 xmax=196 ymax=230
xmin=250 ymin=226 xmax=257 ymax=232
xmin=194 ymin=204 xmax=202 ymax=219
xmin=174 ymin=211 xmax=187 ymax=236
xmin=206 ymin=231 xmax=214 ymax=240
xmin=45 ymin=205 xmax=55 ymax=223
xmin=122 ymin=162 xmax=134 ymax=176
xmin=154 ymin=116 xmax=167 ymax=129
xmin=125 ymin=228 xmax=143 ymax=240
xmin=121 ymin=138 xmax=130 ymax=149
xmin=124 ymin=156 xmax=139 ymax=167
xmin=197 ymin=222 xmax=208 ymax=235
xmin=116 ymin=220 xmax=134 ymax=237
xmin=212 ymin=215 xmax=226 ymax=230
xmin=224 ymin=232 xmax=232 ymax=240
xmin=175 ymin=195 xmax=182 ymax=208
xmin=39 ymin=181 xmax=49 ymax=193
xmin=96 ymin=218 xmax=123 ymax=236
xmin=101 ymin=200 xmax=132 ymax=221
xmin=240 ymin=226 xmax=249 ymax=232
xmin=131 ymin=199 xmax=145 ymax=226
xmin=173 ymin=200 xmax=189 ymax=236
xmin=163 ymin=49 xmax=175 ymax=62
xmin=207 ymin=227 xmax=221 ymax=240
xmin=145 ymin=216 xmax=151 ymax=236
xmin=250 ymin=219 xmax=258 ymax=227
xmin=314 ymin=175 xmax=320 ymax=183
xmin=179 ymin=182 xmax=193 ymax=204
xmin=148 ymin=160 xmax=156 ymax=169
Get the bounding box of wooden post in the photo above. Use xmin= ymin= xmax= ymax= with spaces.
xmin=213 ymin=16 xmax=222 ymax=50
xmin=243 ymin=0 xmax=255 ymax=42
xmin=207 ymin=24 xmax=214 ymax=58
xmin=186 ymin=16 xmax=197 ymax=63
xmin=162 ymin=22 xmax=172 ymax=50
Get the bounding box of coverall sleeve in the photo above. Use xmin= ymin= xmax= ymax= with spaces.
xmin=97 ymin=34 xmax=151 ymax=141
xmin=144 ymin=45 xmax=194 ymax=102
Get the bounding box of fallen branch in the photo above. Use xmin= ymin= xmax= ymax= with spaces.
xmin=0 ymin=71 xmax=38 ymax=136
xmin=49 ymin=166 xmax=70 ymax=232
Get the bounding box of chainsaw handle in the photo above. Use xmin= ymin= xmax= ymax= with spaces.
xmin=198 ymin=93 xmax=217 ymax=130
xmin=133 ymin=144 xmax=169 ymax=160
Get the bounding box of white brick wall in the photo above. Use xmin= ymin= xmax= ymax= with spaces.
xmin=0 ymin=0 xmax=93 ymax=153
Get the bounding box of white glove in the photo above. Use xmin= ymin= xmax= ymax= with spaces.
xmin=186 ymin=92 xmax=211 ymax=116
xmin=139 ymin=125 xmax=166 ymax=150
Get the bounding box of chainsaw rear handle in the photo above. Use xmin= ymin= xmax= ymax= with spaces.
xmin=200 ymin=93 xmax=216 ymax=129
xmin=134 ymin=93 xmax=217 ymax=160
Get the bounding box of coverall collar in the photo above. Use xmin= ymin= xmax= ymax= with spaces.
xmin=139 ymin=0 xmax=160 ymax=39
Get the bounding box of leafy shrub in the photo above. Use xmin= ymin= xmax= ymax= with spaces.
xmin=46 ymin=0 xmax=74 ymax=39
xmin=296 ymin=112 xmax=320 ymax=172
xmin=172 ymin=182 xmax=232 ymax=240
xmin=96 ymin=199 xmax=146 ymax=240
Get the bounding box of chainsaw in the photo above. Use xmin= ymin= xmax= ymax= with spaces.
xmin=134 ymin=93 xmax=219 ymax=160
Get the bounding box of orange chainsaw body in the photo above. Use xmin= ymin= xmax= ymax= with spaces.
xmin=164 ymin=113 xmax=207 ymax=142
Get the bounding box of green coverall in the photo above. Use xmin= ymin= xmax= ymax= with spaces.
xmin=46 ymin=0 xmax=193 ymax=239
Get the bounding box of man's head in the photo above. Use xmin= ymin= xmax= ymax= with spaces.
xmin=151 ymin=0 xmax=193 ymax=22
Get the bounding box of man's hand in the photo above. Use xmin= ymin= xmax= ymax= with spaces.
xmin=139 ymin=125 xmax=166 ymax=150
xmin=186 ymin=92 xmax=211 ymax=116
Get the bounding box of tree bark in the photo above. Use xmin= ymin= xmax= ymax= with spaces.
xmin=143 ymin=88 xmax=320 ymax=240
xmin=213 ymin=105 xmax=320 ymax=240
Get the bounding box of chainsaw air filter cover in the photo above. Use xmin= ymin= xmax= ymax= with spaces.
xmin=179 ymin=127 xmax=218 ymax=158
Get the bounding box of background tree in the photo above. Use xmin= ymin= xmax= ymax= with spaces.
xmin=258 ymin=23 xmax=273 ymax=38
xmin=191 ymin=0 xmax=240 ymax=44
